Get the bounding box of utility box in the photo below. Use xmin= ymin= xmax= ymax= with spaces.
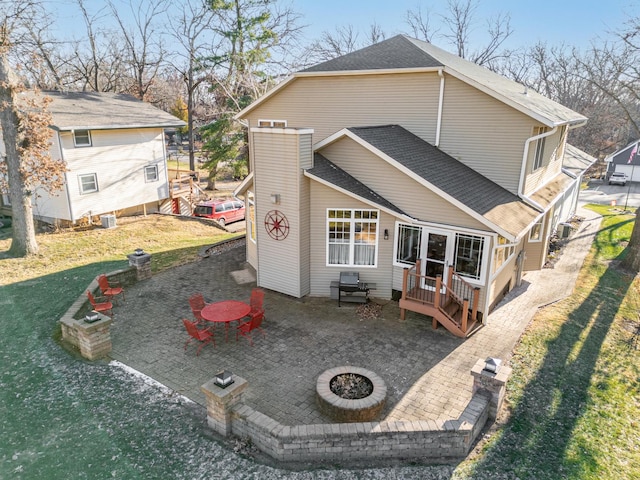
xmin=100 ymin=214 xmax=116 ymax=229
xmin=558 ymin=222 xmax=571 ymax=239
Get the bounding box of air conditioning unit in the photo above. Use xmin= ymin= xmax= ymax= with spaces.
xmin=558 ymin=222 xmax=571 ymax=239
xmin=100 ymin=214 xmax=116 ymax=229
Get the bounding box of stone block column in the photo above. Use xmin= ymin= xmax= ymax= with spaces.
xmin=60 ymin=314 xmax=113 ymax=360
xmin=201 ymin=374 xmax=248 ymax=436
xmin=127 ymin=252 xmax=152 ymax=281
xmin=470 ymin=358 xmax=512 ymax=420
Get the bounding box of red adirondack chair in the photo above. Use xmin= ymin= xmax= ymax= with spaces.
xmin=188 ymin=293 xmax=206 ymax=324
xmin=86 ymin=291 xmax=113 ymax=318
xmin=182 ymin=318 xmax=215 ymax=355
xmin=97 ymin=274 xmax=125 ymax=303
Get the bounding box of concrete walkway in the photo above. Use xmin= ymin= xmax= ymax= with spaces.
xmin=109 ymin=206 xmax=601 ymax=426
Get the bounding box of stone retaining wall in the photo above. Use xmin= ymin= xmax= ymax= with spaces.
xmin=201 ymin=367 xmax=504 ymax=464
xmin=59 ymin=267 xmax=137 ymax=360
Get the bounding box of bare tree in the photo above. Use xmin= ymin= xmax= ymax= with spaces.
xmin=167 ymin=0 xmax=217 ymax=171
xmin=108 ymin=0 xmax=168 ymax=100
xmin=0 ymin=1 xmax=66 ymax=256
xmin=405 ymin=5 xmax=438 ymax=43
xmin=302 ymin=23 xmax=387 ymax=65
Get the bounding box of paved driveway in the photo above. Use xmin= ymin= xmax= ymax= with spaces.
xmin=581 ymin=179 xmax=640 ymax=208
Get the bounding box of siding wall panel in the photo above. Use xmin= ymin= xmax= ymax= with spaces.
xmin=438 ymin=76 xmax=533 ymax=194
xmin=247 ymin=73 xmax=440 ymax=145
xmin=59 ymin=128 xmax=168 ymax=221
xmin=321 ymin=138 xmax=488 ymax=230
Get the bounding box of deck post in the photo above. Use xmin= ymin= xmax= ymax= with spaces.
xmin=461 ymin=298 xmax=469 ymax=334
xmin=433 ymin=276 xmax=442 ymax=330
xmin=400 ymin=267 xmax=410 ymax=320
xmin=472 ymin=287 xmax=480 ymax=322
xmin=447 ymin=265 xmax=455 ymax=291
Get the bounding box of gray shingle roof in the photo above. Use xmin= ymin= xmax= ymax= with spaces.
xmin=302 ymin=35 xmax=443 ymax=72
xmin=563 ymin=144 xmax=596 ymax=175
xmin=346 ymin=125 xmax=540 ymax=238
xmin=41 ymin=91 xmax=186 ymax=131
xmin=306 ymin=153 xmax=409 ymax=217
xmin=301 ymin=35 xmax=586 ymax=127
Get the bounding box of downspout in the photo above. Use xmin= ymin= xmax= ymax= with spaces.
xmin=435 ymin=68 xmax=445 ymax=147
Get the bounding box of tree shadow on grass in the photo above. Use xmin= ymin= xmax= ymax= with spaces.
xmin=468 ymin=257 xmax=633 ymax=479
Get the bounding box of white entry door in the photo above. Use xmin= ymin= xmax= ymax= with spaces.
xmin=420 ymin=229 xmax=454 ymax=289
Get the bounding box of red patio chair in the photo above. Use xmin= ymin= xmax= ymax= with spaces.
xmin=236 ymin=309 xmax=265 ymax=346
xmin=188 ymin=293 xmax=206 ymax=324
xmin=86 ymin=290 xmax=113 ymax=318
xmin=249 ymin=288 xmax=264 ymax=315
xmin=97 ymin=274 xmax=125 ymax=303
xmin=182 ymin=318 xmax=215 ymax=355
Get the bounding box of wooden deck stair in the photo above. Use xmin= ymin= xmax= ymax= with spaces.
xmin=400 ymin=262 xmax=481 ymax=338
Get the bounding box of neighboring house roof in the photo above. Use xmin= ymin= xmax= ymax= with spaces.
xmin=41 ymin=91 xmax=186 ymax=131
xmin=305 ymin=154 xmax=410 ymax=219
xmin=238 ymin=35 xmax=587 ymax=128
xmin=563 ymin=144 xmax=597 ymax=176
xmin=605 ymin=139 xmax=640 ymax=166
xmin=315 ymin=125 xmax=540 ymax=240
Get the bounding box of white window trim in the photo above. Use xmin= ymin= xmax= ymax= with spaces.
xmin=78 ymin=173 xmax=98 ymax=194
xmin=257 ymin=119 xmax=287 ymax=128
xmin=247 ymin=191 xmax=256 ymax=243
xmin=529 ymin=217 xmax=544 ymax=242
xmin=73 ymin=129 xmax=92 ymax=147
xmin=532 ymin=126 xmax=547 ymax=170
xmin=453 ymin=233 xmax=486 ymax=282
xmin=326 ymin=208 xmax=379 ymax=268
xmin=393 ymin=222 xmax=422 ymax=267
xmin=491 ymin=242 xmax=517 ymax=277
xmin=392 ymin=222 xmax=489 ymax=286
xmin=144 ymin=165 xmax=158 ymax=182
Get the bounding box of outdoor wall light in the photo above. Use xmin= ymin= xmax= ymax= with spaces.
xmin=270 ymin=193 xmax=280 ymax=204
xmin=384 ymin=229 xmax=389 ymax=240
xmin=483 ymin=357 xmax=502 ymax=374
xmin=214 ymin=370 xmax=234 ymax=388
xmin=84 ymin=310 xmax=100 ymax=323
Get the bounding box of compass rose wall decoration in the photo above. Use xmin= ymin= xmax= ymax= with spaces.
xmin=264 ymin=210 xmax=290 ymax=240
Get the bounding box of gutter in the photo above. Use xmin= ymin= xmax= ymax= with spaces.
xmin=435 ymin=68 xmax=445 ymax=147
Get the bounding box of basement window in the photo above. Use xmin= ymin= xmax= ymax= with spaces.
xmin=74 ymin=129 xmax=92 ymax=147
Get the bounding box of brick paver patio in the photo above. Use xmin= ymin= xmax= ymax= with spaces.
xmin=109 ymin=206 xmax=600 ymax=426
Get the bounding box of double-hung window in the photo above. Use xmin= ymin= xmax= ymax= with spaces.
xmin=327 ymin=209 xmax=378 ymax=266
xmin=533 ymin=126 xmax=548 ymax=170
xmin=78 ymin=173 xmax=98 ymax=194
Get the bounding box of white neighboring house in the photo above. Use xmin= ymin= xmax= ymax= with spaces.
xmin=0 ymin=91 xmax=186 ymax=225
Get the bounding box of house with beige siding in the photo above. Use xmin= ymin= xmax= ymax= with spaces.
xmin=0 ymin=91 xmax=186 ymax=225
xmin=234 ymin=35 xmax=590 ymax=337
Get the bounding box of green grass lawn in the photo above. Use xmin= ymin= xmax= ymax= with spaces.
xmin=456 ymin=204 xmax=640 ymax=479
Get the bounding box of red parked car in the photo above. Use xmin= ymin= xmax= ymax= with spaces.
xmin=193 ymin=199 xmax=245 ymax=226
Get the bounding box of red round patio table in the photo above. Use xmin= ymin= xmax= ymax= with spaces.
xmin=201 ymin=300 xmax=251 ymax=341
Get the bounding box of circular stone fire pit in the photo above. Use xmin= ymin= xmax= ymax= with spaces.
xmin=316 ymin=366 xmax=387 ymax=422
